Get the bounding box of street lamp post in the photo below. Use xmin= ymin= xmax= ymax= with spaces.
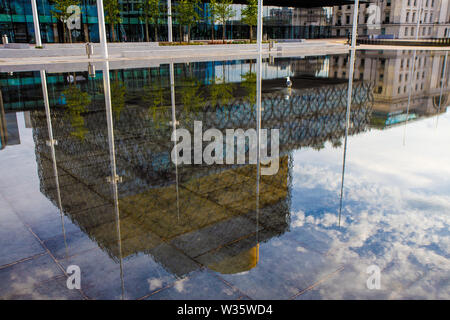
xmin=168 ymin=0 xmax=173 ymax=42
xmin=415 ymin=0 xmax=423 ymax=40
xmin=257 ymin=0 xmax=263 ymax=53
xmin=31 ymin=0 xmax=42 ymax=46
xmin=97 ymin=0 xmax=109 ymax=59
xmin=349 ymin=0 xmax=359 ymax=49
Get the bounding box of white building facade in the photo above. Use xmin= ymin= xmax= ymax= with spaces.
xmin=331 ymin=0 xmax=450 ymax=39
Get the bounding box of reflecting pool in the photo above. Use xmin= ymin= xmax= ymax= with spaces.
xmin=0 ymin=50 xmax=449 ymax=299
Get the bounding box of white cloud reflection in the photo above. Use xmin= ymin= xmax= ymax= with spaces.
xmin=289 ymin=111 xmax=450 ymax=299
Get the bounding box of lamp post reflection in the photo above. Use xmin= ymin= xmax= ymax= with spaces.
xmin=40 ymin=70 xmax=69 ymax=258
xmin=403 ymin=49 xmax=418 ymax=146
xmin=102 ymin=61 xmax=125 ymax=300
xmin=338 ymin=0 xmax=359 ymax=227
xmin=435 ymin=51 xmax=448 ymax=128
xmin=170 ymin=62 xmax=180 ymax=220
xmin=255 ymin=52 xmax=263 ymax=262
xmin=0 ymin=89 xmax=7 ymax=150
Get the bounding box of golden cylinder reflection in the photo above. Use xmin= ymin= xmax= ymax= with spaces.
xmin=208 ymin=244 xmax=260 ymax=275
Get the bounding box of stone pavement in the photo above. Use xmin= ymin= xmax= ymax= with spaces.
xmin=0 ymin=40 xmax=347 ymax=67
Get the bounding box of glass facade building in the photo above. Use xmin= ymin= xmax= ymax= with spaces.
xmin=1 ymin=0 xmax=142 ymax=43
xmin=0 ymin=1 xmax=335 ymax=43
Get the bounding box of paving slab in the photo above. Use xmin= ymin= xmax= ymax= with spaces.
xmin=146 ymin=270 xmax=243 ymax=300
xmin=0 ymin=254 xmax=64 ymax=299
xmin=0 ymin=194 xmax=45 ymax=267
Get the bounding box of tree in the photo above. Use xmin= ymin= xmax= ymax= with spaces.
xmin=137 ymin=0 xmax=163 ymax=42
xmin=50 ymin=0 xmax=80 ymax=43
xmin=209 ymin=0 xmax=218 ymax=41
xmin=174 ymin=0 xmax=202 ymax=43
xmin=242 ymin=0 xmax=258 ymax=42
xmin=216 ymin=0 xmax=235 ymax=43
xmin=104 ymin=0 xmax=122 ymax=42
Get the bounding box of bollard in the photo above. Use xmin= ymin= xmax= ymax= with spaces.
xmin=269 ymin=55 xmax=275 ymax=65
xmin=88 ymin=63 xmax=96 ymax=78
xmin=85 ymin=42 xmax=94 ymax=59
xmin=269 ymin=40 xmax=274 ymax=51
xmin=2 ymin=34 xmax=8 ymax=45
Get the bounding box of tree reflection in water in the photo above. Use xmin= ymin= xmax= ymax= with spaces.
xmin=63 ymin=85 xmax=91 ymax=141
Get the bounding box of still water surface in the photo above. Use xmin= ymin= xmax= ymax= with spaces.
xmin=0 ymin=50 xmax=449 ymax=299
